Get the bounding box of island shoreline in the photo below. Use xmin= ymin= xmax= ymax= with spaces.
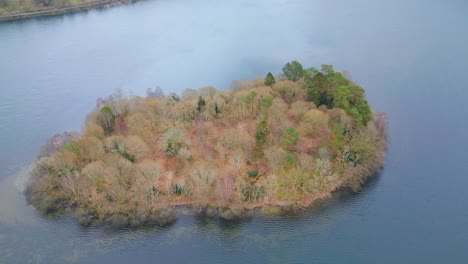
xmin=26 ymin=62 xmax=387 ymax=228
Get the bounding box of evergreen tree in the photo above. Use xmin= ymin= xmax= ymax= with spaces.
xmin=255 ymin=119 xmax=271 ymax=157
xmin=215 ymin=102 xmax=222 ymax=117
xmin=197 ymin=96 xmax=206 ymax=113
xmin=264 ymin=72 xmax=276 ymax=87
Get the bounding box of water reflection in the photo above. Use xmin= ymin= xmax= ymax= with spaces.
xmin=0 ymin=164 xmax=39 ymax=227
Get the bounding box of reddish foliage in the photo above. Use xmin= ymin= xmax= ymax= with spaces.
xmin=114 ymin=116 xmax=127 ymax=135
xmin=96 ymin=97 xmax=107 ymax=109
xmin=39 ymin=131 xmax=73 ymax=157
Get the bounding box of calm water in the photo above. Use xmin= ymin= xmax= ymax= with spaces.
xmin=1 ymin=0 xmax=467 ymax=263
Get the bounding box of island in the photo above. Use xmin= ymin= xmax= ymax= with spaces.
xmin=26 ymin=61 xmax=387 ymax=227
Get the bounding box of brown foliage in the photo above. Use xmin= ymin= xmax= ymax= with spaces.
xmin=27 ymin=73 xmax=386 ymax=220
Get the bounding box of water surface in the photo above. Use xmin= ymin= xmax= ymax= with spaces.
xmin=0 ymin=0 xmax=467 ymax=263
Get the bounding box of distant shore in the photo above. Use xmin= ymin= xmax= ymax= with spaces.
xmin=0 ymin=0 xmax=139 ymax=22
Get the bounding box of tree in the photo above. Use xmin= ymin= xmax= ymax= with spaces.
xmin=281 ymin=127 xmax=299 ymax=148
xmin=190 ymin=162 xmax=216 ymax=197
xmin=170 ymin=93 xmax=180 ymax=102
xmin=182 ymin=88 xmax=198 ymax=100
xmin=97 ymin=106 xmax=115 ymax=135
xmin=321 ymin=64 xmax=334 ymax=75
xmin=304 ymin=67 xmax=319 ymax=80
xmin=214 ymin=102 xmax=222 ymax=117
xmin=306 ymin=72 xmax=332 ymax=107
xmin=332 ymin=85 xmax=372 ymax=125
xmin=282 ymin=61 xmax=304 ymax=82
xmin=302 ymin=110 xmax=329 ymax=137
xmin=159 ymin=128 xmax=186 ymax=157
xmin=146 ymin=86 xmax=164 ymax=98
xmin=197 ymin=96 xmax=206 ymax=113
xmin=264 ymin=146 xmax=285 ymax=170
xmin=255 ymin=119 xmax=271 ymax=156
xmin=264 ymin=72 xmax=276 ymax=87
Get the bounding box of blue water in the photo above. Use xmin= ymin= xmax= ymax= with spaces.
xmin=0 ymin=0 xmax=467 ymax=263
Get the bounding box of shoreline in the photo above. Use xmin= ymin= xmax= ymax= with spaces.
xmin=75 ymin=186 xmax=342 ymax=227
xmin=0 ymin=0 xmax=139 ymax=22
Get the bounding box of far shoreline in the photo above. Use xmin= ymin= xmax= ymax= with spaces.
xmin=0 ymin=0 xmax=140 ymax=22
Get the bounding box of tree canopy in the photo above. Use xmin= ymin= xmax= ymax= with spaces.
xmin=27 ymin=62 xmax=385 ymax=227
xmin=264 ymin=72 xmax=276 ymax=87
xmin=282 ymin=60 xmax=304 ymax=81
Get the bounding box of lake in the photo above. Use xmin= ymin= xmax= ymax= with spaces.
xmin=0 ymin=0 xmax=467 ymax=263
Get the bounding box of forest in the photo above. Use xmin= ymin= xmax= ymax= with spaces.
xmin=26 ymin=61 xmax=387 ymax=226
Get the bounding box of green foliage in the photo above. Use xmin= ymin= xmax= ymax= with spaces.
xmin=159 ymin=128 xmax=186 ymax=157
xmin=282 ymin=61 xmax=304 ymax=82
xmin=100 ymin=106 xmax=113 ymax=116
xmin=170 ymin=93 xmax=180 ymax=102
xmin=172 ymin=184 xmax=183 ymax=196
xmin=242 ymin=183 xmax=265 ymax=201
xmin=110 ymin=141 xmax=136 ymax=162
xmin=261 ymin=97 xmax=273 ymax=108
xmin=214 ymin=102 xmax=222 ymax=116
xmin=321 ymin=64 xmax=334 ymax=75
xmin=331 ymin=122 xmax=345 ymax=150
xmin=244 ymin=91 xmax=257 ymax=104
xmin=255 ymin=120 xmax=270 ymax=147
xmin=247 ymin=170 xmax=259 ymax=178
xmin=281 ymin=127 xmax=299 ymax=148
xmin=61 ymin=140 xmax=79 ymax=154
xmin=264 ymin=72 xmax=276 ymax=87
xmin=197 ymin=96 xmax=206 ymax=113
xmin=284 ymin=151 xmax=296 ymax=168
xmin=97 ymin=106 xmax=115 ymax=135
xmin=333 ymin=85 xmax=372 ymax=125
xmin=121 ymin=151 xmax=136 ymax=163
xmin=306 ymin=72 xmax=332 ymax=107
xmin=304 ymin=67 xmax=319 ymax=79
xmin=304 ymin=65 xmax=372 ymax=125
xmin=105 ymin=194 xmax=113 ymax=202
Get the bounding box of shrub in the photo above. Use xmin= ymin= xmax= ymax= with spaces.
xmin=281 ymin=127 xmax=299 ymax=148
xmin=190 ymin=162 xmax=217 ymax=196
xmin=62 ymin=140 xmax=79 ymax=154
xmin=78 ymin=136 xmax=105 ymax=162
xmin=247 ymin=170 xmax=259 ymax=178
xmin=264 ymin=146 xmax=285 ymax=170
xmin=255 ymin=119 xmax=271 ymax=154
xmin=123 ymin=135 xmax=149 ymax=161
xmin=302 ymin=109 xmax=329 ymax=137
xmin=289 ymin=101 xmax=316 ymax=121
xmin=284 ymin=151 xmax=296 ymax=168
xmin=172 ymin=184 xmax=183 ymax=196
xmin=159 ymin=128 xmax=187 ymax=157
